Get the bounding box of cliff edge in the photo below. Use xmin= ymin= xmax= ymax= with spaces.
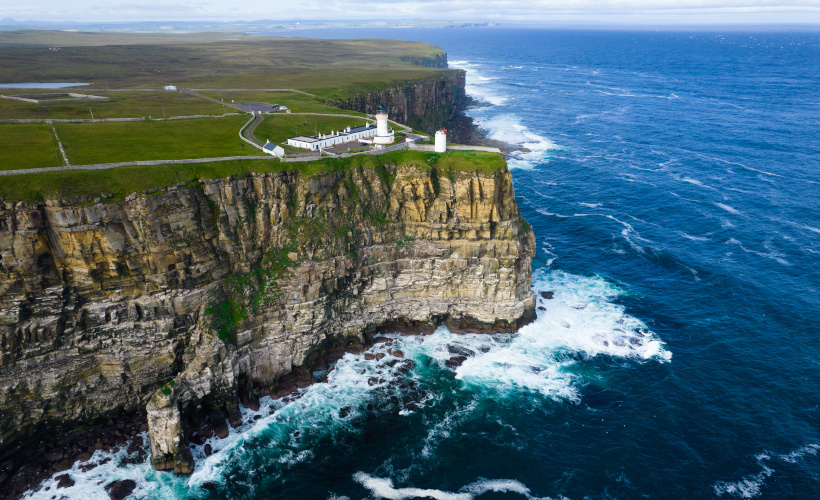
xmin=0 ymin=152 xmax=535 ymax=475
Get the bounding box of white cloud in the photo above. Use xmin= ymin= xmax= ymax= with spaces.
xmin=1 ymin=0 xmax=819 ymax=23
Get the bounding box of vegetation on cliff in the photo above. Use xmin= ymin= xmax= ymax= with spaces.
xmin=0 ymin=150 xmax=506 ymax=203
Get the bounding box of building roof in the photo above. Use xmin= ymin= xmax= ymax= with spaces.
xmin=289 ymin=123 xmax=376 ymax=144
xmin=262 ymin=143 xmax=277 ymax=151
xmin=289 ymin=135 xmax=322 ymax=143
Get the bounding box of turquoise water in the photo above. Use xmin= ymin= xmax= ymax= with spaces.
xmin=26 ymin=29 xmax=820 ymax=499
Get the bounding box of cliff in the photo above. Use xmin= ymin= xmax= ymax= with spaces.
xmin=0 ymin=154 xmax=535 ymax=475
xmin=328 ymin=70 xmax=468 ymax=136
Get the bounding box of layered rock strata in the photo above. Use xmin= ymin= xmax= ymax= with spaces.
xmin=0 ymin=160 xmax=535 ymax=474
xmin=328 ymin=71 xmax=467 ymax=135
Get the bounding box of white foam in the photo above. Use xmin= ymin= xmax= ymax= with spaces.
xmin=448 ymin=60 xmax=508 ymax=106
xmin=399 ymin=270 xmax=670 ymax=405
xmin=716 ymin=203 xmax=741 ymax=215
xmin=23 ymin=432 xmax=156 ymax=500
xmin=713 ymin=444 xmax=820 ymax=498
xmin=726 ymin=238 xmax=791 ymax=266
xmin=354 ymin=472 xmax=472 ymax=500
xmin=678 ymin=232 xmax=711 ymax=242
xmin=673 ymin=175 xmax=717 ymax=190
xmin=462 ymin=478 xmax=534 ymax=496
xmin=354 ymin=473 xmax=561 ymax=500
xmin=471 ymin=114 xmax=558 ymax=170
xmin=535 ymin=209 xmax=649 ymax=254
xmin=448 ymin=59 xmax=558 ymax=169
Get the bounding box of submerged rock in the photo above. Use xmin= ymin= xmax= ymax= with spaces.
xmin=55 ymin=473 xmax=74 ymax=489
xmin=106 ymin=479 xmax=136 ymax=500
xmin=446 ymin=356 xmax=468 ymax=368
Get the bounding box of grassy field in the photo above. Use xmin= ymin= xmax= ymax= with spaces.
xmin=0 ymin=91 xmax=225 ymax=120
xmin=198 ymin=91 xmax=364 ymax=116
xmin=252 ymin=115 xmax=371 ymax=146
xmin=54 ymin=115 xmax=263 ymax=166
xmin=0 ymin=31 xmax=254 ymax=47
xmin=0 ymin=150 xmax=505 ymax=203
xmin=0 ymin=124 xmax=64 ymax=170
xmin=0 ymin=33 xmax=451 ymax=98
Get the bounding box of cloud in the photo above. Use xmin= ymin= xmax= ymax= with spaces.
xmin=2 ymin=0 xmax=819 ymax=23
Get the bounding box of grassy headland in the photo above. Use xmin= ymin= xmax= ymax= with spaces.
xmin=0 ymin=33 xmax=450 ymax=94
xmin=0 ymin=150 xmax=506 ymax=204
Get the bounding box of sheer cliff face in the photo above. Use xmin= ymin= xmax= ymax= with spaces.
xmin=328 ymin=71 xmax=467 ymax=134
xmin=0 ymin=162 xmax=535 ymax=469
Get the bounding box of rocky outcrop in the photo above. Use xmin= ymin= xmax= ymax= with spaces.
xmin=0 ymin=158 xmax=535 ymax=474
xmin=400 ymin=52 xmax=448 ymax=68
xmin=328 ymin=71 xmax=467 ymax=135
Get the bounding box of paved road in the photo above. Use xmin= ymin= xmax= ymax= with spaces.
xmin=243 ymin=114 xmax=265 ymax=146
xmin=182 ymin=89 xmax=274 ymax=114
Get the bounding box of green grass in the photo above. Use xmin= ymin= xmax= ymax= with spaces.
xmin=198 ymin=91 xmax=364 ymax=116
xmin=252 ymin=115 xmax=371 ymax=145
xmin=0 ymin=150 xmax=505 ymax=203
xmin=0 ymin=159 xmax=282 ymax=203
xmin=54 ymin=115 xmax=263 ymax=165
xmin=0 ymin=35 xmax=451 ymax=93
xmin=0 ymin=90 xmax=225 ymax=120
xmin=0 ymin=30 xmax=254 ymax=47
xmin=0 ymin=124 xmax=63 ymax=170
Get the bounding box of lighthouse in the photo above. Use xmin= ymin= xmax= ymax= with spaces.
xmin=373 ymin=103 xmax=395 ymax=145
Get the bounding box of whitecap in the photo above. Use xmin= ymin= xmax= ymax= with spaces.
xmin=448 ymin=60 xmax=508 ymax=106
xmin=716 ymin=203 xmax=741 ymax=215
xmin=397 ymin=270 xmax=670 ymax=405
xmin=713 ymin=444 xmax=820 ymax=498
xmin=353 ymin=472 xmax=472 ymax=500
xmin=471 ymin=114 xmax=559 ymax=170
xmin=354 ymin=473 xmax=561 ymax=500
xmin=678 ymin=232 xmax=710 ymax=242
xmin=673 ymin=175 xmax=717 ymax=190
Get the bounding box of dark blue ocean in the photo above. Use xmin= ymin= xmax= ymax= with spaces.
xmin=28 ymin=29 xmax=820 ymax=499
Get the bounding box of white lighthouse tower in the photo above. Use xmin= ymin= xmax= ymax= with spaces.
xmin=435 ymin=130 xmax=447 ymax=153
xmin=373 ymin=103 xmax=395 ymax=145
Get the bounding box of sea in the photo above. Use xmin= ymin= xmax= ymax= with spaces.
xmin=25 ymin=28 xmax=820 ymax=499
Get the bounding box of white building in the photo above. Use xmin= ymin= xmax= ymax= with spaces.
xmin=287 ymin=122 xmax=382 ymax=151
xmin=373 ymin=103 xmax=395 ymax=145
xmin=262 ymin=141 xmax=285 ymax=157
xmin=435 ymin=130 xmax=447 ymax=153
xmin=163 ymin=85 xmax=177 ymax=91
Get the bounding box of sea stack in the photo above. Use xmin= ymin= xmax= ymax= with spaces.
xmin=0 ymin=159 xmax=535 ymax=475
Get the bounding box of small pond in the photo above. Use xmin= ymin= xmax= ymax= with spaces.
xmin=0 ymin=82 xmax=91 ymax=89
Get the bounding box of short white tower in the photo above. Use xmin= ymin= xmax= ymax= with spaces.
xmin=435 ymin=130 xmax=447 ymax=153
xmin=373 ymin=103 xmax=395 ymax=145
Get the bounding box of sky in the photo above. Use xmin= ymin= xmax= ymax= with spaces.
xmin=2 ymin=0 xmax=819 ymax=25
